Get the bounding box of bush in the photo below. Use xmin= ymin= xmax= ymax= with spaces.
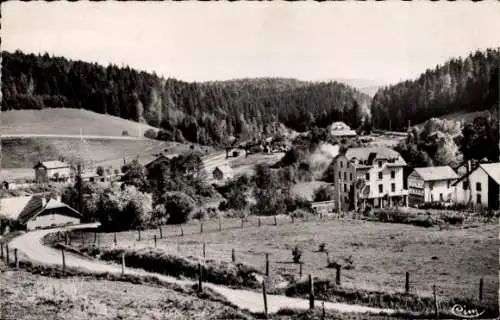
xmin=144 ymin=129 xmax=157 ymax=139
xmin=291 ymin=209 xmax=309 ymax=219
xmin=318 ymin=243 xmax=326 ymax=252
xmin=161 ymin=191 xmax=196 ymax=224
xmin=121 ymin=130 xmax=129 ymax=136
xmin=292 ymin=245 xmax=302 ymax=264
xmin=192 ymin=208 xmax=208 ymax=221
xmin=313 ymin=185 xmax=334 ymax=202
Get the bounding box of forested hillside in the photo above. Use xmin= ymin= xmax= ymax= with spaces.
xmin=1 ymin=51 xmax=371 ymax=145
xmin=371 ymin=49 xmax=499 ymax=130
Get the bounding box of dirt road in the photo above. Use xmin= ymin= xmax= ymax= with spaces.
xmin=10 ymin=225 xmax=396 ymax=315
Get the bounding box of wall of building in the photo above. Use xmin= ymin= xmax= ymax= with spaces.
xmin=26 ymin=212 xmax=80 ymax=230
xmin=424 ymin=180 xmax=454 ymax=202
xmin=454 ymin=168 xmax=489 ymax=206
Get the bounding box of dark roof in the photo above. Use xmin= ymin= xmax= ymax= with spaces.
xmin=412 ymin=166 xmax=459 ymax=181
xmin=339 ymin=147 xmax=406 ymax=166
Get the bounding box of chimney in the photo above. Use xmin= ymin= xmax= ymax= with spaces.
xmin=42 ymin=197 xmax=47 ymax=207
xmin=467 ymin=160 xmax=472 ymax=173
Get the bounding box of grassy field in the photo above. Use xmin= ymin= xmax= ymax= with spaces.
xmin=413 ymin=110 xmax=489 ymax=130
xmin=0 ymin=108 xmax=159 ymax=138
xmin=0 ymin=261 xmax=252 ymax=320
xmin=290 ymin=181 xmax=330 ymax=201
xmin=70 ymin=216 xmax=498 ymax=310
xmin=0 ymin=137 xmax=215 ymax=178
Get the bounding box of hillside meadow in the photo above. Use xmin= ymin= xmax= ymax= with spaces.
xmin=69 ymin=216 xmax=498 ymax=309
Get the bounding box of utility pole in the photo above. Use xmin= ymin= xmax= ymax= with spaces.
xmin=77 ymin=162 xmax=83 ymax=216
xmin=337 ymin=163 xmax=342 ymax=214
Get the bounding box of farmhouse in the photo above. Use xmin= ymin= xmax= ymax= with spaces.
xmin=452 ymin=162 xmax=500 ymax=210
xmin=328 ymin=122 xmax=357 ymax=139
xmin=408 ymin=166 xmax=458 ymax=205
xmin=212 ymin=165 xmax=234 ymax=181
xmin=0 ymin=194 xmax=81 ymax=230
xmin=333 ymin=147 xmax=408 ymax=211
xmin=311 ymin=200 xmax=336 ymax=216
xmin=34 ymin=160 xmax=74 ymax=183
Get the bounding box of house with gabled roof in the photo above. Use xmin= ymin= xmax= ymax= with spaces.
xmin=452 ymin=162 xmax=500 ymax=210
xmin=33 ymin=160 xmax=74 ymax=183
xmin=0 ymin=194 xmax=81 ymax=230
xmin=333 ymin=146 xmax=408 ymax=211
xmin=407 ymin=166 xmax=458 ymax=205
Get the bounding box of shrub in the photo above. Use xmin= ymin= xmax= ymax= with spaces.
xmin=121 ymin=130 xmax=129 ymax=136
xmin=313 ymin=185 xmax=334 ymax=202
xmin=292 ymin=245 xmax=302 ymax=264
xmin=318 ymin=243 xmax=326 ymax=252
xmin=144 ymin=129 xmax=157 ymax=139
xmin=192 ymin=208 xmax=208 ymax=221
xmin=291 ymin=209 xmax=308 ymax=219
xmin=161 ymin=191 xmax=196 ymax=224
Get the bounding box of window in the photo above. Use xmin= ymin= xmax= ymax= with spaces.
xmin=349 ymin=173 xmax=353 ymax=181
xmin=344 ymin=172 xmax=347 ymax=180
xmin=431 ymin=194 xmax=434 ymax=202
xmin=378 ymin=172 xmax=383 ymax=180
xmin=390 ymin=171 xmax=395 ymax=179
xmin=447 ymin=181 xmax=450 ymax=188
xmin=477 ymin=194 xmax=482 ymax=204
xmin=378 ymin=184 xmax=383 ymax=193
xmin=339 ymin=171 xmax=341 ymax=179
xmin=476 ymin=182 xmax=482 ymax=191
xmin=344 ymin=184 xmax=347 ymax=192
xmin=365 ymin=173 xmax=370 ymax=180
xmin=439 ymin=193 xmax=443 ymax=201
xmin=340 ymin=161 xmax=343 ymax=168
xmin=391 ymin=183 xmax=395 ymax=192
xmin=463 ymin=181 xmax=468 ymax=190
xmin=429 ymin=182 xmax=433 ymax=191
xmin=378 ymin=161 xmax=383 ymax=168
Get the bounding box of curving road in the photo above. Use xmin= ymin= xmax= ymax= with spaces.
xmin=9 ymin=224 xmax=396 ymax=315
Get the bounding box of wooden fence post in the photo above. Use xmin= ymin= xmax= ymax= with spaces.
xmin=309 ymin=274 xmax=315 ymax=310
xmin=322 ymin=302 xmax=326 ymax=320
xmin=67 ymin=233 xmax=71 ymax=245
xmin=138 ymin=229 xmax=141 ymax=241
xmin=159 ymin=225 xmax=163 ymax=239
xmin=114 ymin=232 xmax=117 ymax=246
xmin=335 ymin=265 xmax=341 ymax=285
xmin=198 ymin=263 xmax=203 ymax=292
xmin=154 ymin=235 xmax=157 ymax=247
xmin=203 ymin=242 xmax=206 ymax=259
xmin=218 ymin=216 xmax=222 ymax=231
xmin=479 ymin=278 xmax=483 ymax=301
xmin=14 ymin=248 xmax=18 ymax=268
xmin=232 ymin=248 xmax=236 ymax=263
xmin=291 ymin=215 xmax=295 ymax=224
xmin=121 ymin=252 xmax=125 ymax=275
xmin=299 ymin=262 xmax=303 ymax=278
xmin=81 ymin=232 xmax=85 ymax=245
xmin=433 ymin=284 xmax=438 ymax=319
xmin=61 ymin=248 xmax=66 ymax=271
xmin=241 ymin=218 xmax=244 ymax=228
xmin=265 ymin=253 xmax=270 ymax=276
xmin=94 ymin=232 xmax=97 ymax=244
xmin=180 ymin=226 xmax=184 ymax=237
xmin=262 ymin=281 xmax=268 ymax=318
xmin=258 ymin=217 xmax=261 ymax=227
xmin=200 ymin=223 xmax=203 ymax=233
xmin=326 ymin=252 xmax=330 ymax=265
xmin=0 ymin=244 xmax=4 ymax=260
xmin=6 ymin=245 xmax=9 ymax=265
xmin=274 ymin=215 xmax=277 ymax=226
xmin=405 ymin=272 xmax=410 ymax=293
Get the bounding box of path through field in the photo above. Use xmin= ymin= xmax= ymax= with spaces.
xmin=10 ymin=224 xmax=396 ymax=315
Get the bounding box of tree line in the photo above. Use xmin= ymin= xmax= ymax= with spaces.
xmin=371 ymin=48 xmax=499 ymax=131
xmin=2 ymin=50 xmax=371 ymax=146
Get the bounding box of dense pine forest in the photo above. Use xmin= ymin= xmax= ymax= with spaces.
xmin=371 ymin=48 xmax=499 ymax=130
xmin=1 ymin=51 xmax=371 ymax=145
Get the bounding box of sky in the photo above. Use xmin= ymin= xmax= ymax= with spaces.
xmin=2 ymin=1 xmax=499 ymax=86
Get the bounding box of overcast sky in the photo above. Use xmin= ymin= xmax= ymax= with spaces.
xmin=2 ymin=1 xmax=499 ymax=85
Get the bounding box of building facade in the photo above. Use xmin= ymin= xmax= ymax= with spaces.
xmin=333 ymin=147 xmax=408 ymax=211
xmin=34 ymin=160 xmax=73 ymax=183
xmin=408 ymin=166 xmax=458 ymax=205
xmin=453 ymin=163 xmax=500 ymax=210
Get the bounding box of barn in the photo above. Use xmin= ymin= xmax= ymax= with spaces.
xmin=0 ymin=194 xmax=81 ymax=230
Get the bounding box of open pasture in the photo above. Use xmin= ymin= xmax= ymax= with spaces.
xmin=73 ymin=216 xmax=498 ymax=307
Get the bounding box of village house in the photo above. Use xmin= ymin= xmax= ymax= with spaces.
xmin=333 ymin=147 xmax=408 ymax=211
xmin=212 ymin=165 xmax=234 ymax=181
xmin=34 ymin=160 xmax=74 ymax=183
xmin=407 ymin=166 xmax=459 ymax=205
xmin=0 ymin=194 xmax=81 ymax=230
xmin=311 ymin=200 xmax=336 ymax=216
xmin=328 ymin=121 xmax=357 ymax=139
xmin=452 ymin=162 xmax=500 ymax=210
